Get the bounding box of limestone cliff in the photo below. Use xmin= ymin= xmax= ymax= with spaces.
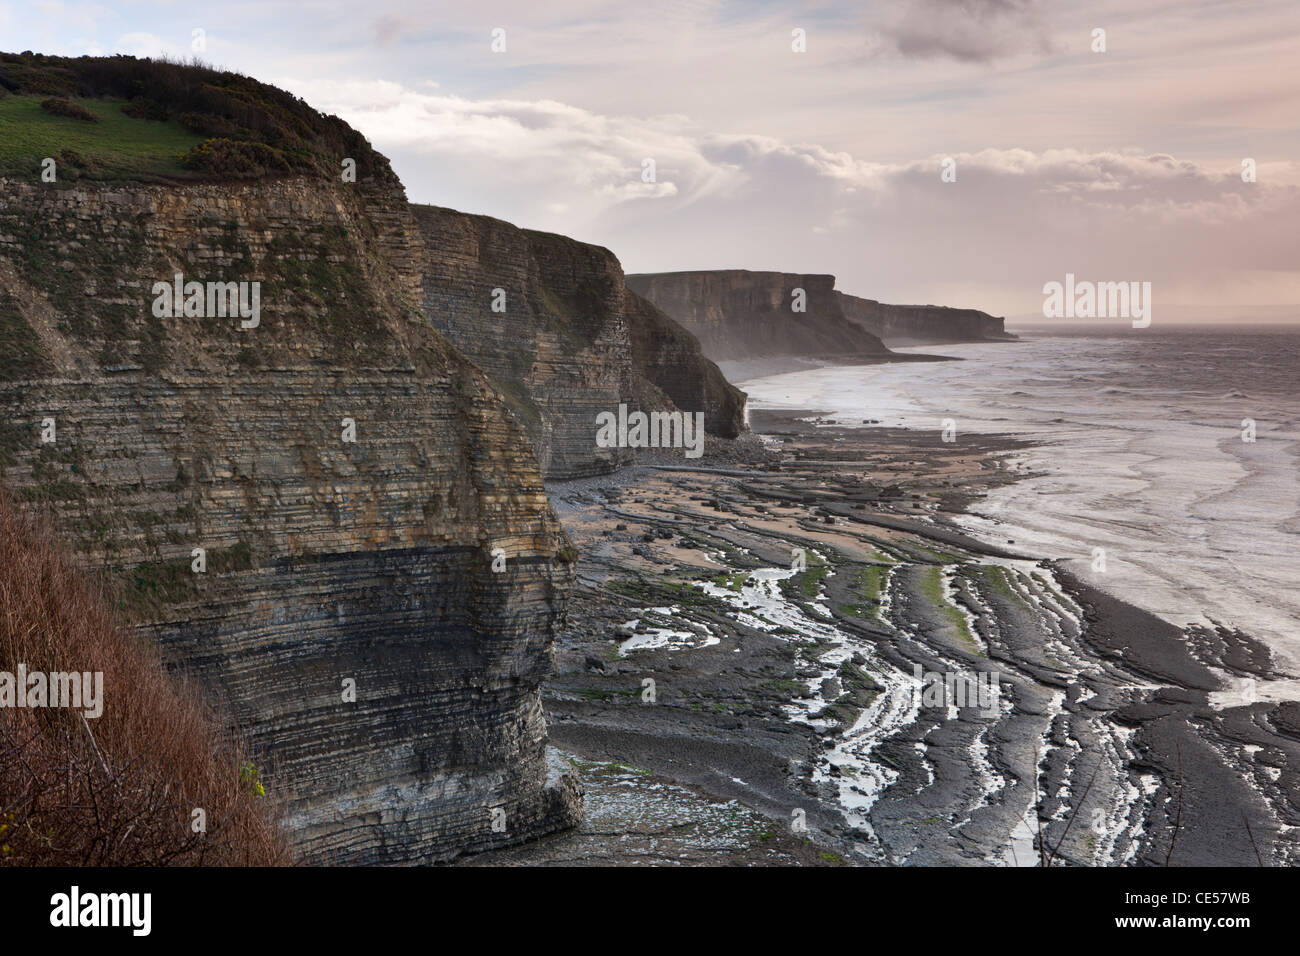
xmin=835 ymin=291 xmax=1016 ymax=345
xmin=411 ymin=205 xmax=746 ymax=477
xmin=0 ymin=175 xmax=581 ymax=863
xmin=623 ymin=289 xmax=745 ymax=439
xmin=625 ymin=270 xmax=891 ymax=363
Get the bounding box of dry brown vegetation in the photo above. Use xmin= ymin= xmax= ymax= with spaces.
xmin=0 ymin=494 xmax=290 ymax=865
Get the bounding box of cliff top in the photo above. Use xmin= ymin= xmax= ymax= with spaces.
xmin=0 ymin=52 xmax=394 ymax=184
xmin=411 ymin=202 xmax=620 ymax=261
xmin=628 ymin=268 xmax=837 ymax=282
xmin=838 ymin=291 xmax=1006 ymax=321
xmin=630 ymin=269 xmax=1009 ymax=326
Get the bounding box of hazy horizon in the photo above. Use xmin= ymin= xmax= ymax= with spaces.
xmin=1006 ymin=315 xmax=1300 ymax=329
xmin=5 ymin=0 xmax=1297 ymax=321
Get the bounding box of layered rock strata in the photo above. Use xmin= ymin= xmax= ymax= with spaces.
xmin=626 ymin=270 xmax=1016 ymax=358
xmin=0 ymin=176 xmax=581 ymax=863
xmin=835 ymin=292 xmax=1015 ymax=345
xmin=625 ymin=270 xmax=892 ymax=362
xmin=623 ymin=288 xmax=745 ymax=439
xmin=410 ymin=205 xmax=746 ymax=478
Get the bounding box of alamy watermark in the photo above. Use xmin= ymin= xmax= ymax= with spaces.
xmin=1042 ymin=273 xmax=1151 ymax=328
xmin=50 ymin=886 xmax=150 ymax=936
xmin=151 ymin=272 xmax=260 ymax=329
xmin=0 ymin=664 xmax=103 ymax=718
xmin=913 ymin=664 xmax=999 ymax=718
xmin=595 ymin=403 xmax=705 ymax=459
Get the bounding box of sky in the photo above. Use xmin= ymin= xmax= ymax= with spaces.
xmin=4 ymin=0 xmax=1298 ymax=322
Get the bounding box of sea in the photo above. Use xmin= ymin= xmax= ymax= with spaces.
xmin=738 ymin=325 xmax=1300 ymax=705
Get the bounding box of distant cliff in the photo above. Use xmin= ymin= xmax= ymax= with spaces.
xmin=836 ymin=292 xmax=1016 ymax=345
xmin=626 ymin=270 xmax=1015 ymax=361
xmin=625 ymin=270 xmax=891 ymax=363
xmin=0 ymin=175 xmax=585 ymax=863
xmin=623 ymin=289 xmax=745 ymax=439
xmin=412 ymin=206 xmax=745 ymax=478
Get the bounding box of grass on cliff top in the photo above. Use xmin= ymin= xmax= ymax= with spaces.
xmin=0 ymin=52 xmax=396 ymax=183
xmin=0 ymin=94 xmax=203 ymax=180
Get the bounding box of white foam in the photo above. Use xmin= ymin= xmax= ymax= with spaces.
xmin=741 ymin=337 xmax=1300 ymax=702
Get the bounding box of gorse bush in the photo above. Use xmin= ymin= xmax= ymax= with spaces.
xmin=120 ymin=96 xmax=168 ymax=121
xmin=0 ymin=494 xmax=291 ymax=865
xmin=39 ymin=96 xmax=98 ymax=122
xmin=180 ymin=137 xmax=293 ymax=178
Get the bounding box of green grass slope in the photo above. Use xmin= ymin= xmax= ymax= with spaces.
xmin=0 ymin=52 xmax=396 ymax=184
xmin=0 ymin=94 xmax=204 ymax=180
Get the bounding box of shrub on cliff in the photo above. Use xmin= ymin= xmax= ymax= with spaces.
xmin=39 ymin=96 xmax=98 ymax=122
xmin=55 ymin=147 xmax=100 ymax=179
xmin=0 ymin=495 xmax=291 ymax=865
xmin=180 ymin=137 xmax=295 ymax=178
xmin=120 ymin=96 xmax=168 ymax=121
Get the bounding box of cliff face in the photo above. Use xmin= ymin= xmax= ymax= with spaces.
xmin=625 ymin=270 xmax=1016 ymax=359
xmin=623 ymin=290 xmax=745 ymax=439
xmin=835 ymin=292 xmax=1015 ymax=345
xmin=0 ymin=177 xmax=581 ymax=863
xmin=625 ymin=270 xmax=891 ymax=363
xmin=411 ymin=205 xmax=745 ymax=476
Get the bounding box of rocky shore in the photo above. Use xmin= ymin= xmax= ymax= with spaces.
xmin=466 ymin=409 xmax=1299 ymax=866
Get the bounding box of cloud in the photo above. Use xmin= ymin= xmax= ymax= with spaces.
xmin=371 ymin=14 xmax=408 ymax=48
xmin=112 ymin=32 xmax=182 ymax=59
xmin=282 ymin=75 xmax=1300 ymax=316
xmin=866 ymin=0 xmax=1058 ymax=62
xmin=284 ymin=78 xmax=752 ymax=211
xmin=0 ymin=0 xmax=1289 ymax=319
